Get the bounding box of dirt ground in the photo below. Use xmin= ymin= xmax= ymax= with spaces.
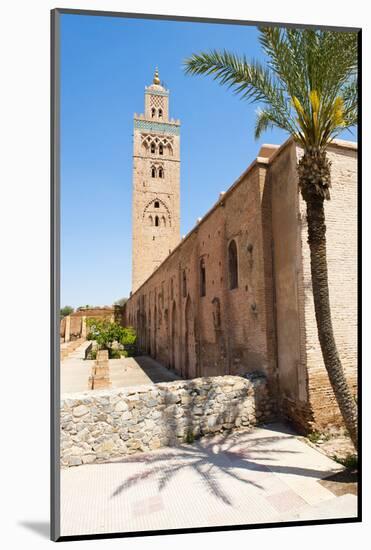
xmin=319 ymin=469 xmax=357 ymax=496
xmin=301 ymin=429 xmax=358 ymax=497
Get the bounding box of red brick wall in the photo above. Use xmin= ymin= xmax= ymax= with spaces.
xmin=125 ymin=161 xmax=275 ymax=389
xmin=125 ymin=139 xmax=358 ymax=433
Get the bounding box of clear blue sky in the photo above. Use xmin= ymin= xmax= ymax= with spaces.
xmin=60 ymin=14 xmax=356 ymax=309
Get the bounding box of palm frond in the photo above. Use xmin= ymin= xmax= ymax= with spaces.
xmin=341 ymin=78 xmax=358 ymax=126
xmin=254 ymin=107 xmax=304 ymax=145
xmin=184 ymin=49 xmax=297 ymax=134
xmin=183 ymin=29 xmax=358 ymax=149
xmin=184 ymin=50 xmax=279 ymax=104
xmin=258 ymin=27 xmax=309 ymax=109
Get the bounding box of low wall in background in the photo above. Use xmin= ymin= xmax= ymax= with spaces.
xmin=60 ymin=306 xmax=124 ymax=343
xmin=61 ymin=373 xmax=273 ymax=467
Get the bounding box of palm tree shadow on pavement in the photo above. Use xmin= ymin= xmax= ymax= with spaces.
xmin=110 ymin=430 xmax=315 ymax=507
xmin=108 ymin=379 xmax=341 ymax=507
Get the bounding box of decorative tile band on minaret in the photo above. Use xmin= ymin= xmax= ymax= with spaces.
xmin=133 ymin=120 xmax=180 ymax=135
xmin=131 ymin=70 xmax=181 ymax=293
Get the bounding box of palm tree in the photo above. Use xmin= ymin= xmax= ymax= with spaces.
xmin=184 ymin=28 xmax=358 ymax=448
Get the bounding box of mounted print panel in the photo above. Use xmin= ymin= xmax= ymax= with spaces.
xmin=51 ymin=8 xmax=360 ymax=541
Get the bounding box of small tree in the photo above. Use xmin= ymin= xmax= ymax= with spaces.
xmin=60 ymin=305 xmax=74 ymax=318
xmin=120 ymin=326 xmax=137 ymax=356
xmin=114 ymin=297 xmax=128 ymax=306
xmin=86 ymin=318 xmax=137 ymax=358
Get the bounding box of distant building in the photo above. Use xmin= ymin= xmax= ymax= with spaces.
xmin=60 ymin=306 xmax=119 ymax=342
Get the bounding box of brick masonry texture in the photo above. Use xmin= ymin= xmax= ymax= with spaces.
xmin=298 ymin=144 xmax=358 ymax=428
xmin=126 ymin=130 xmax=357 ymax=434
xmin=61 ymin=374 xmax=271 ymax=467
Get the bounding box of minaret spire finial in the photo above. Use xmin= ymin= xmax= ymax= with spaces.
xmin=153 ymin=67 xmax=160 ymax=85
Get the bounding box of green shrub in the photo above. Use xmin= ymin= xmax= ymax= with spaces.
xmin=185 ymin=430 xmax=195 ymax=444
xmin=86 ymin=319 xmax=137 ymax=356
xmin=332 ymin=453 xmax=358 ymax=469
xmin=60 ymin=305 xmax=74 ymax=318
xmin=120 ymin=327 xmax=137 ymax=346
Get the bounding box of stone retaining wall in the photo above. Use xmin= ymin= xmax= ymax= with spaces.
xmin=61 ymin=373 xmax=272 ymax=467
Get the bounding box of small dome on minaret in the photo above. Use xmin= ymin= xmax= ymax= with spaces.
xmin=153 ymin=67 xmax=160 ymax=85
xmin=146 ymin=67 xmax=166 ymax=92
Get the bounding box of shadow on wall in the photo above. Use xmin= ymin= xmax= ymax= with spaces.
xmin=60 ymin=373 xmax=275 ymax=467
xmin=117 ymin=373 xmax=274 ymax=456
xmin=152 ymin=374 xmax=271 ymax=446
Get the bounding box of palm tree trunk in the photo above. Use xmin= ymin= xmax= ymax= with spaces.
xmin=305 ymin=195 xmax=358 ymax=449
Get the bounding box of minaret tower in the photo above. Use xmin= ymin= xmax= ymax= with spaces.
xmin=131 ymin=69 xmax=181 ymax=292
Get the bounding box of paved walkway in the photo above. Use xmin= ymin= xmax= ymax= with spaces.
xmin=60 ymin=423 xmax=357 ymax=537
xmin=61 ymin=342 xmax=180 ymax=394
xmin=60 ymin=341 xmax=93 ymax=393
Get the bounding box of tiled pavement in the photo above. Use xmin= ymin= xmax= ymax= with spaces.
xmin=60 ymin=423 xmax=357 ymax=537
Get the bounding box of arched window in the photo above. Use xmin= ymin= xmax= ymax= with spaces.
xmin=158 ymin=168 xmax=163 ymax=178
xmin=151 ymin=166 xmax=156 ymax=178
xmin=148 ymin=215 xmax=153 ymax=226
xmin=182 ymin=270 xmax=187 ymax=298
xmin=154 ymin=201 xmax=160 ymax=208
xmin=155 ymin=215 xmax=159 ymax=227
xmin=159 ymin=144 xmax=163 ymax=155
xmin=151 ymin=107 xmax=156 ymax=118
xmin=161 ymin=216 xmax=166 ymax=227
xmin=228 ymin=239 xmax=238 ymax=289
xmin=200 ymin=258 xmax=206 ymax=297
xmin=158 ymin=108 xmax=163 ymax=118
xmin=151 ymin=142 xmax=156 ymax=154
